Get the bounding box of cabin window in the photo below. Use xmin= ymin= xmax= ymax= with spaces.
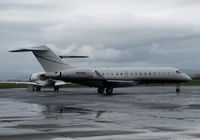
xmin=144 ymin=72 xmax=147 ymax=75
xmin=140 ymin=73 xmax=142 ymax=75
xmin=149 ymin=72 xmax=151 ymax=75
xmin=121 ymin=73 xmax=123 ymax=76
xmin=116 ymin=73 xmax=118 ymax=76
xmin=135 ymin=72 xmax=137 ymax=75
xmin=168 ymin=72 xmax=170 ymax=75
xmin=111 ymin=73 xmax=113 ymax=76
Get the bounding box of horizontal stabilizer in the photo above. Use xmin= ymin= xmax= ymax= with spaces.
xmin=9 ymin=46 xmax=49 ymax=52
xmin=59 ymin=56 xmax=89 ymax=58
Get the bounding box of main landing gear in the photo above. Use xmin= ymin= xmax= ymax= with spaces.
xmin=36 ymin=87 xmax=41 ymax=92
xmin=97 ymin=87 xmax=105 ymax=94
xmin=97 ymin=87 xmax=113 ymax=95
xmin=32 ymin=86 xmax=41 ymax=92
xmin=106 ymin=87 xmax=113 ymax=95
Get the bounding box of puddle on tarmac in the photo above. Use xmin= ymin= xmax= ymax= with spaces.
xmin=0 ymin=98 xmax=101 ymax=136
xmin=0 ymin=98 xmax=45 ymax=135
xmin=52 ymin=138 xmax=77 ymax=140
xmin=0 ymin=98 xmax=94 ymax=116
xmin=43 ymin=105 xmax=92 ymax=114
xmin=186 ymin=104 xmax=200 ymax=109
xmin=0 ymin=98 xmax=94 ymax=126
xmin=0 ymin=98 xmax=43 ymax=118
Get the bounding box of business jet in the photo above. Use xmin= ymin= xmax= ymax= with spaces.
xmin=0 ymin=72 xmax=69 ymax=91
xmin=10 ymin=46 xmax=192 ymax=95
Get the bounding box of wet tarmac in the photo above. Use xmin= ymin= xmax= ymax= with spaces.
xmin=0 ymin=86 xmax=200 ymax=140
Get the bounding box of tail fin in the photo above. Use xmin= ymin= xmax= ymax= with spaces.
xmin=10 ymin=46 xmax=70 ymax=72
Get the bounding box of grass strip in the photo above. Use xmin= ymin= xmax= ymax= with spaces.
xmin=1 ymin=80 xmax=200 ymax=89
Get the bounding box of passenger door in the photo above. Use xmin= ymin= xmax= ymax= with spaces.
xmin=124 ymin=71 xmax=129 ymax=79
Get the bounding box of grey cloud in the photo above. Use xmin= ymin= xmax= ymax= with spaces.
xmin=0 ymin=0 xmax=200 ymax=79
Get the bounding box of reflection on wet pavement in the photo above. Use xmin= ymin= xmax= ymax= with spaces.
xmin=0 ymin=87 xmax=200 ymax=139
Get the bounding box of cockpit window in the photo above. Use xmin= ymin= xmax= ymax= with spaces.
xmin=176 ymin=70 xmax=181 ymax=74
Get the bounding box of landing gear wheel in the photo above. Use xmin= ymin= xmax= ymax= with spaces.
xmin=36 ymin=87 xmax=41 ymax=91
xmin=97 ymin=87 xmax=105 ymax=94
xmin=54 ymin=86 xmax=59 ymax=92
xmin=106 ymin=87 xmax=113 ymax=95
xmin=32 ymin=87 xmax=36 ymax=91
xmin=35 ymin=87 xmax=41 ymax=92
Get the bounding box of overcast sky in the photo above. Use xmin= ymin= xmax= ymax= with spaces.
xmin=1 ymin=0 xmax=200 ymax=75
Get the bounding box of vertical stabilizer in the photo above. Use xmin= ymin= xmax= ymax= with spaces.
xmin=10 ymin=46 xmax=70 ymax=72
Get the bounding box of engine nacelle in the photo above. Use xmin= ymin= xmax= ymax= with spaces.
xmin=29 ymin=72 xmax=46 ymax=82
xmin=44 ymin=71 xmax=61 ymax=79
xmin=45 ymin=68 xmax=94 ymax=79
xmin=62 ymin=68 xmax=94 ymax=78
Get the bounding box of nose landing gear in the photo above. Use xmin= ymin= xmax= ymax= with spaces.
xmin=176 ymin=84 xmax=180 ymax=95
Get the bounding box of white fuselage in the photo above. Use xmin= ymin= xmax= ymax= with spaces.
xmin=95 ymin=67 xmax=190 ymax=82
xmin=45 ymin=67 xmax=191 ymax=88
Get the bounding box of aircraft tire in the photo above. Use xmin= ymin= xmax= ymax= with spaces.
xmin=106 ymin=87 xmax=113 ymax=95
xmin=54 ymin=86 xmax=59 ymax=92
xmin=98 ymin=87 xmax=105 ymax=94
xmin=36 ymin=87 xmax=41 ymax=92
xmin=32 ymin=87 xmax=36 ymax=91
